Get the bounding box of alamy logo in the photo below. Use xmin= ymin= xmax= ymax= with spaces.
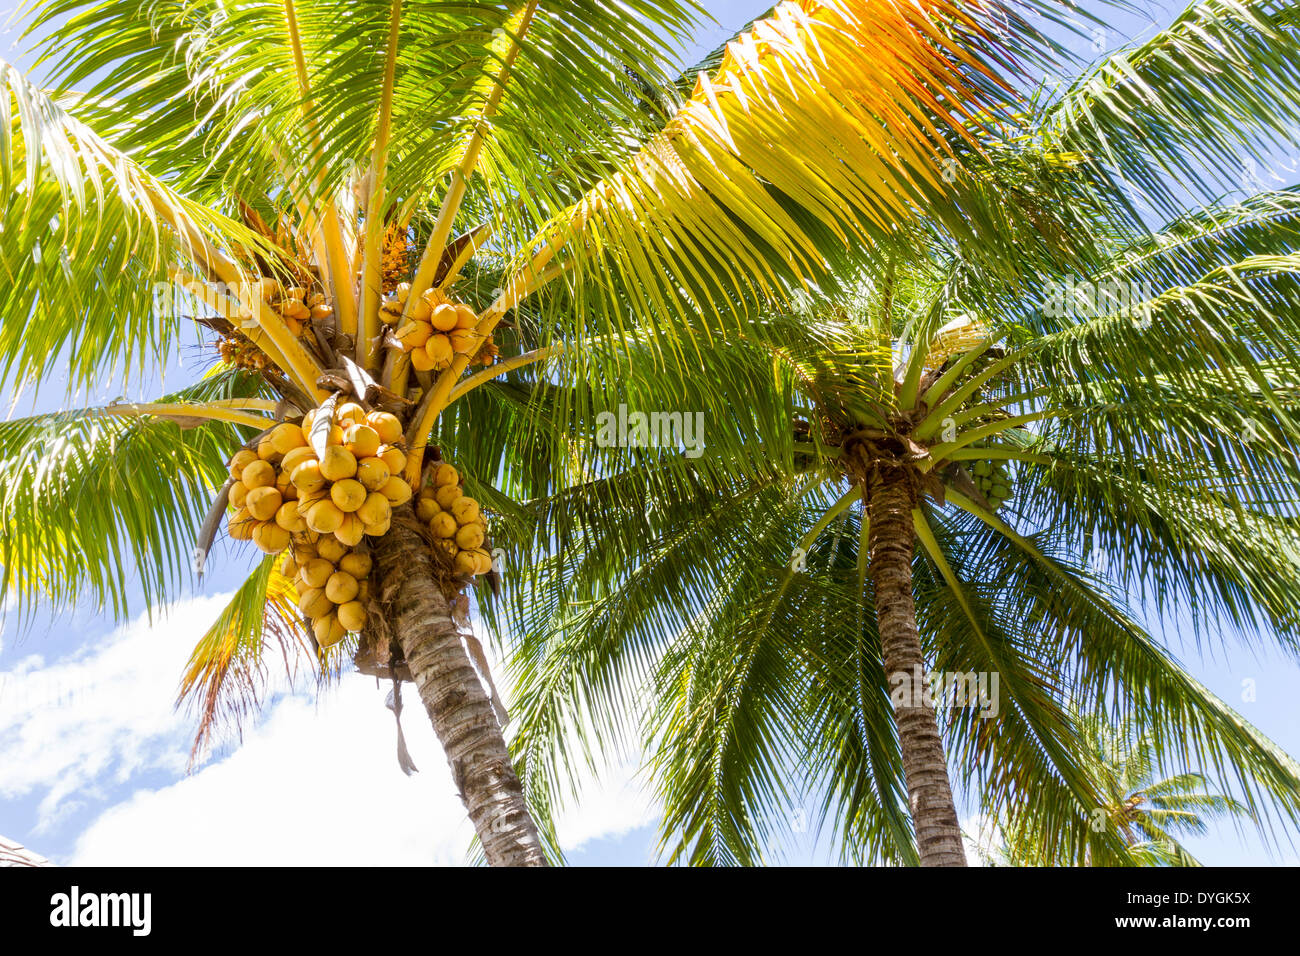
xmin=595 ymin=404 xmax=705 ymax=459
xmin=50 ymin=886 xmax=152 ymax=936
xmin=1041 ymin=276 xmax=1157 ymax=322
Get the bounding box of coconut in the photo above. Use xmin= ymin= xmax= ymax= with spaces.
xmin=335 ymin=512 xmax=366 ymax=547
xmin=330 ymin=478 xmax=368 ymax=513
xmin=271 ymin=422 xmax=307 ymax=455
xmin=450 ymin=329 xmax=479 ymax=355
xmin=410 ymin=347 xmax=436 ymax=372
xmin=379 ymin=446 xmax=407 ymax=475
xmin=257 ymin=437 xmax=279 ymax=461
xmin=364 ymin=514 xmax=391 ymax=537
xmin=455 ymin=524 xmax=485 ymax=550
xmin=325 ymin=570 xmax=360 ymax=604
xmin=299 ymin=558 xmax=333 ymax=590
xmin=242 ymin=459 xmax=276 ymax=489
xmin=319 ymin=446 xmax=358 ymax=482
xmin=415 ymin=498 xmax=440 ymax=522
xmin=380 ymin=476 xmax=413 ymax=506
xmin=229 ymin=507 xmax=256 ymax=540
xmin=344 ymin=424 xmax=381 ymax=460
xmin=453 ymin=550 xmax=478 ymax=575
xmin=305 ymin=498 xmax=345 ymax=534
xmin=291 ymin=460 xmax=327 ymax=493
xmin=430 ymin=302 xmax=458 ymax=332
xmin=338 ymin=403 xmax=366 ymax=426
xmin=338 ymin=552 xmax=372 ymax=580
xmin=408 ymin=296 xmax=433 ymax=322
xmin=356 ymin=457 xmax=391 ymax=492
xmin=433 ymin=463 xmax=460 ymax=487
xmin=314 ymin=613 xmax=347 ymax=648
xmin=229 ymin=481 xmax=249 ymax=509
xmin=253 ymin=521 xmax=291 ymax=554
xmin=435 ymin=483 xmax=462 ymax=509
xmin=395 ymin=321 xmax=432 ymax=350
xmin=315 ymin=537 xmax=347 ymax=564
xmin=356 ymin=492 xmax=391 ymax=527
xmin=451 ymin=496 xmax=480 ymax=525
xmin=431 ymin=512 xmax=458 ymax=538
xmin=229 ymin=449 xmax=258 ymax=480
xmin=454 ymin=304 xmax=478 ymax=329
xmin=281 ymin=446 xmax=317 ymax=476
xmin=245 ymin=486 xmax=283 ymax=522
xmin=298 ymin=586 xmax=333 ymax=619
xmin=275 ymin=501 xmax=308 ymax=532
xmin=337 ymin=600 xmax=367 ymax=633
xmin=366 ymin=412 xmax=403 ymax=445
xmin=472 ymin=549 xmax=494 ymax=575
xmin=436 ymin=538 xmax=458 ymax=557
xmin=425 ymin=334 xmax=454 ymax=367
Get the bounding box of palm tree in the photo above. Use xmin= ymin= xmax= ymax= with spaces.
xmin=971 ymin=712 xmax=1251 ymax=866
xmin=494 ymin=0 xmax=1300 ymax=865
xmin=0 ymin=0 xmax=1055 ymax=863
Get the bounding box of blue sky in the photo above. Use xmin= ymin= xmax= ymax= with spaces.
xmin=2 ymin=0 xmax=1299 ymax=866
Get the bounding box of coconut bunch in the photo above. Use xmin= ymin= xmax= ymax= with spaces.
xmin=234 ymin=278 xmax=332 ymax=337
xmin=414 ymin=462 xmax=493 ymax=577
xmin=971 ymin=459 xmax=1012 ymax=510
xmin=385 ymin=284 xmax=495 ymax=372
xmin=216 ymin=334 xmax=270 ymax=371
xmin=381 ymin=224 xmax=412 ymax=295
xmin=282 ymin=536 xmax=372 ymax=647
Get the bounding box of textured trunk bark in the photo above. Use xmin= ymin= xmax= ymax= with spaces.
xmin=865 ymin=466 xmax=967 ymax=867
xmin=372 ymin=508 xmax=548 ymax=866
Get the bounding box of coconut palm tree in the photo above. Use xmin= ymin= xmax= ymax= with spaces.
xmin=971 ymin=712 xmax=1251 ymax=866
xmin=0 ymin=0 xmax=1063 ymax=864
xmin=490 ymin=1 xmax=1300 ymax=865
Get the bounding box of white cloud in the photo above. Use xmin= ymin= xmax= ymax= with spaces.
xmin=2 ymin=592 xmax=659 ymax=865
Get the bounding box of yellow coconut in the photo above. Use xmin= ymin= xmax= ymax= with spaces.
xmin=229 ymin=481 xmax=249 ymax=509
xmin=355 ymin=491 xmax=390 ymax=526
xmin=257 ymin=437 xmax=279 ymax=461
xmin=395 ymin=321 xmax=432 ymax=350
xmin=425 ymin=334 xmax=454 ymax=368
xmin=338 ymin=552 xmax=372 ymax=580
xmin=430 ymin=302 xmax=458 ymax=332
xmin=453 ymin=550 xmax=478 ymax=575
xmin=300 ymin=557 xmax=334 ymax=590
xmin=380 ymin=446 xmax=407 ymax=475
xmin=298 ymin=586 xmax=333 ymax=620
xmin=280 ymin=446 xmax=317 ymax=476
xmin=316 ymin=536 xmax=348 ymax=563
xmin=454 ymin=303 xmax=478 ymax=329
xmin=314 ymin=613 xmax=347 ymax=648
xmin=330 ymin=478 xmax=368 ymax=513
xmin=253 ymin=521 xmax=291 ymax=554
xmin=281 ymin=554 xmax=300 ymax=581
xmin=344 ymin=424 xmax=381 ymax=460
xmin=242 ymin=459 xmax=276 ymax=489
xmin=295 ymin=488 xmax=328 ymax=517
xmin=451 ymin=496 xmax=480 ymax=525
xmin=472 ymin=549 xmax=494 ymax=575
xmin=229 ymin=507 xmax=256 ymax=540
xmin=363 ymin=514 xmax=391 ymax=537
xmin=415 ymin=497 xmax=440 ymax=522
xmin=275 ymin=501 xmax=307 ymax=533
xmin=435 ymin=483 xmax=462 ymax=509
xmin=300 ymin=409 xmax=317 ymax=444
xmin=356 ymin=457 xmax=391 ymax=492
xmin=436 ymin=538 xmax=458 ymax=557
xmin=433 ymin=463 xmax=460 ymax=487
xmin=291 ymin=460 xmax=327 ymax=493
xmin=335 ymin=512 xmax=366 ymax=547
xmin=408 ymin=296 xmax=433 ymax=322
xmin=228 ymin=449 xmax=258 ymax=480
xmin=271 ymin=421 xmax=307 ymax=455
xmin=449 ymin=328 xmax=479 ymax=355
xmin=455 ymin=523 xmax=485 ymax=550
xmin=325 ymin=423 xmax=345 ymax=447
xmin=337 ymin=600 xmax=367 ymax=633
xmin=374 ymin=476 xmax=409 ymax=506
xmin=366 ymin=412 xmax=403 ymax=446
xmin=319 ymin=446 xmax=358 ymax=482
xmin=325 ymin=570 xmax=359 ymax=604
xmin=410 ymin=347 xmax=436 ymax=372
xmin=245 ymin=486 xmax=283 ymax=522
xmin=305 ymin=498 xmax=345 ymax=534
xmin=431 ymin=512 xmax=458 ymax=538
xmin=338 ymin=402 xmax=366 ymax=426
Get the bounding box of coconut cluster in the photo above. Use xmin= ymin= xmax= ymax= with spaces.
xmin=971 ymin=459 xmax=1012 ymax=510
xmin=282 ymin=536 xmax=372 ymax=647
xmin=415 ymin=462 xmax=493 ymax=576
xmin=225 ymin=406 xmax=415 ymax=642
xmin=385 ymin=284 xmax=496 ymax=372
xmin=217 ymin=334 xmax=271 ymax=371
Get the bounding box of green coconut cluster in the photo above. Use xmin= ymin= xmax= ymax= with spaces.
xmin=971 ymin=459 xmax=1012 ymax=510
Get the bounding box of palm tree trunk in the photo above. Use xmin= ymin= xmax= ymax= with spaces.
xmin=372 ymin=508 xmax=548 ymax=866
xmin=864 ymin=466 xmax=966 ymax=867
